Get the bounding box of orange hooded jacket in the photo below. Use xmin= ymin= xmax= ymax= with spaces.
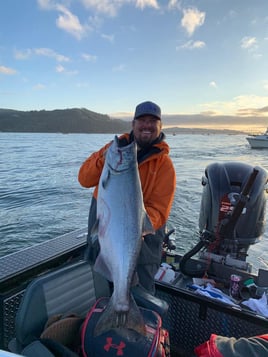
xmin=78 ymin=133 xmax=176 ymax=231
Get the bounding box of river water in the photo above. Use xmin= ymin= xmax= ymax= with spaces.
xmin=1 ymin=132 xmax=268 ymax=273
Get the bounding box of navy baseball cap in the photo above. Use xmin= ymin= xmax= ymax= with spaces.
xmin=134 ymin=101 xmax=161 ymax=120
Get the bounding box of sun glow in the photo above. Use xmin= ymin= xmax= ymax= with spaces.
xmin=162 ymin=123 xmax=267 ymax=134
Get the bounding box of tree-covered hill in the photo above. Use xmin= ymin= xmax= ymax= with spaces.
xmin=0 ymin=108 xmax=131 ymax=133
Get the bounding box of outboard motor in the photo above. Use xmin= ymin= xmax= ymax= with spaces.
xmin=180 ymin=162 xmax=268 ymax=276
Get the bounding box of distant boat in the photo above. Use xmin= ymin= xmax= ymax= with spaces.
xmin=246 ymin=128 xmax=268 ymax=148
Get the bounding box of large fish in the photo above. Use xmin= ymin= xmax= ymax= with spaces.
xmin=93 ymin=135 xmax=154 ymax=336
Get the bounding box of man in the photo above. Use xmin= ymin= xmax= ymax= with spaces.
xmin=78 ymin=100 xmax=176 ymax=294
xmin=195 ymin=333 xmax=268 ymax=356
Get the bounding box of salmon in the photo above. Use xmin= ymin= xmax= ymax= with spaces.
xmin=93 ymin=135 xmax=154 ymax=336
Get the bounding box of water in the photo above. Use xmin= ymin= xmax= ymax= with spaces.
xmin=1 ymin=132 xmax=268 ymax=273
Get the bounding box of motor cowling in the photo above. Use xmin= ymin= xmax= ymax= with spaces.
xmin=199 ymin=162 xmax=268 ymax=260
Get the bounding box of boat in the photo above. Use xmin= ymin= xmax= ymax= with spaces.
xmin=246 ymin=128 xmax=268 ymax=148
xmin=1 ymin=161 xmax=268 ymax=356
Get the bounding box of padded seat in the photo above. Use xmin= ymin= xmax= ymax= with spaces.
xmin=8 ymin=260 xmax=110 ymax=355
xmin=131 ymin=285 xmax=169 ymax=318
xmin=8 ymin=259 xmax=169 ymax=356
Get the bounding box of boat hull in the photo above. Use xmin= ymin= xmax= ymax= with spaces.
xmin=246 ymin=136 xmax=268 ymax=148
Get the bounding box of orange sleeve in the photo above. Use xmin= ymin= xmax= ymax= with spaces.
xmin=78 ymin=142 xmax=111 ymax=188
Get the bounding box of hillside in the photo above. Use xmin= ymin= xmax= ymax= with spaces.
xmin=0 ymin=108 xmax=131 ymax=133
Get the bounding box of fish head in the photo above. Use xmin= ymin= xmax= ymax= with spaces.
xmin=106 ymin=135 xmax=137 ymax=173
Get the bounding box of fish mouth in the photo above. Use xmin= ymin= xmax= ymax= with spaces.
xmin=107 ymin=161 xmax=132 ymax=174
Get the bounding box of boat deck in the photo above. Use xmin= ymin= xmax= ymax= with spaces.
xmin=0 ymin=228 xmax=87 ymax=287
xmin=1 ymin=229 xmax=268 ymax=355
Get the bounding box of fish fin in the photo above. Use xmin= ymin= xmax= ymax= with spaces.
xmin=142 ymin=213 xmax=155 ymax=236
xmin=126 ymin=294 xmax=146 ymax=335
xmin=94 ymin=294 xmax=146 ymax=339
xmin=89 ymin=219 xmax=99 ymax=244
xmin=94 ymin=254 xmax=113 ymax=282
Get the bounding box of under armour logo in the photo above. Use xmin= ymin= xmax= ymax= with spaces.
xmin=104 ymin=337 xmax=126 ymax=356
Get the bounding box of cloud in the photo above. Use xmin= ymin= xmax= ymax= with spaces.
xmin=200 ymin=110 xmax=219 ymax=116
xmin=38 ymin=1 xmax=91 ymax=39
xmin=56 ymin=64 xmax=65 ymax=73
xmin=241 ymin=36 xmax=257 ymax=49
xmin=81 ymin=53 xmax=97 ymax=62
xmin=236 ymin=106 xmax=268 ymax=117
xmin=56 ymin=64 xmax=78 ymax=75
xmin=177 ymin=40 xmax=205 ymax=50
xmin=181 ymin=7 xmax=205 ymax=36
xmin=234 ymin=95 xmax=268 ymax=110
xmin=37 ymin=0 xmax=164 ymax=40
xmin=56 ymin=5 xmax=87 ymax=40
xmin=112 ymin=64 xmax=126 ymax=72
xmin=136 ymin=0 xmax=159 ymax=10
xmin=37 ymin=0 xmax=54 ymax=10
xmin=258 ymin=106 xmax=268 ymax=113
xmin=38 ymin=0 xmax=121 ymax=19
xmin=200 ymin=95 xmax=268 ymax=116
xmin=81 ymin=0 xmax=118 ymax=16
xmin=14 ymin=49 xmax=32 ymax=60
xmin=168 ymin=0 xmax=181 ymax=11
xmin=33 ymin=83 xmax=46 ymax=90
xmin=14 ymin=47 xmax=70 ymax=62
xmin=0 ymin=65 xmax=17 ymax=75
xmin=209 ymin=81 xmax=217 ymax=88
xmin=81 ymin=0 xmax=159 ymax=15
xmin=101 ymin=33 xmax=114 ymax=43
xmin=263 ymin=81 xmax=268 ymax=90
xmin=34 ymin=48 xmax=70 ymax=62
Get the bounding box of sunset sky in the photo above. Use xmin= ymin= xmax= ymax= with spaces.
xmin=1 ymin=0 xmax=268 ymax=127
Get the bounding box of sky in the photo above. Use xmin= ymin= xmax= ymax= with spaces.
xmin=1 ymin=0 xmax=268 ymax=129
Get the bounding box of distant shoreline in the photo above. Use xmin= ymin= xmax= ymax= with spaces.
xmin=0 ymin=128 xmax=249 ymax=135
xmin=163 ymin=127 xmax=248 ymax=135
xmin=0 ymin=128 xmax=248 ymax=135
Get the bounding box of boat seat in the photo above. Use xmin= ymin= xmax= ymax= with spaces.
xmin=8 ymin=259 xmax=169 ymax=356
xmin=131 ymin=285 xmax=169 ymax=318
xmin=19 ymin=340 xmax=55 ymax=357
xmin=8 ymin=260 xmax=110 ymax=356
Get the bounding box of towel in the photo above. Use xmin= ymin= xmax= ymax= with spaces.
xmin=155 ymin=263 xmax=175 ymax=283
xmin=189 ymin=283 xmax=240 ymax=307
xmin=242 ymin=292 xmax=268 ymax=317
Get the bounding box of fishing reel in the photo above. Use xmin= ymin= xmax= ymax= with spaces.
xmin=163 ymin=228 xmax=176 ymax=251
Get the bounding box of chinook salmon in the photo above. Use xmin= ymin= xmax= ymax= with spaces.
xmin=93 ymin=135 xmax=154 ymax=336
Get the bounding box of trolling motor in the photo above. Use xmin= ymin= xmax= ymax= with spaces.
xmin=180 ymin=162 xmax=268 ymax=277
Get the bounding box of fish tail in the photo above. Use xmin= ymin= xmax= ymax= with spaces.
xmin=94 ymin=294 xmax=146 ymax=337
xmin=93 ymin=299 xmax=117 ymax=337
xmin=126 ymin=294 xmax=146 ymax=335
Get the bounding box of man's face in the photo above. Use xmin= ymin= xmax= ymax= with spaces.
xmin=132 ymin=115 xmax=162 ymax=148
